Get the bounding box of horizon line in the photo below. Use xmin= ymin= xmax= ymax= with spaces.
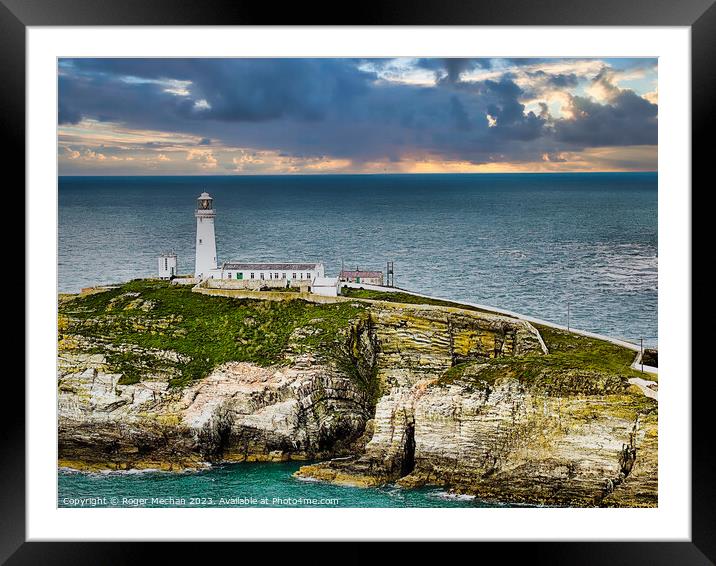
xmin=58 ymin=170 xmax=658 ymax=178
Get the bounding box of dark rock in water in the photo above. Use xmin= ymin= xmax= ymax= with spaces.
xmin=642 ymin=348 xmax=658 ymax=368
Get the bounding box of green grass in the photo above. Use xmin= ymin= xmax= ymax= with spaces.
xmin=535 ymin=325 xmax=645 ymax=376
xmin=60 ymin=279 xmax=365 ymax=387
xmin=436 ymin=323 xmax=654 ymax=396
xmin=340 ymin=288 xmax=507 ymax=316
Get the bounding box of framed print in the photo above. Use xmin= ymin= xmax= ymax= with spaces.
xmin=6 ymin=0 xmax=713 ymax=562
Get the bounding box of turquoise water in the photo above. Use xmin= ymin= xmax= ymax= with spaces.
xmin=58 ymin=172 xmax=657 ymax=507
xmin=58 ymin=462 xmax=502 ymax=508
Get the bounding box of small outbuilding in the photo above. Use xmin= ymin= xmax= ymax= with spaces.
xmin=158 ymin=252 xmax=177 ymax=279
xmin=339 ymin=269 xmax=383 ymax=286
xmin=311 ymin=276 xmax=340 ymax=297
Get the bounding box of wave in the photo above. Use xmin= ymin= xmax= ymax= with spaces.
xmin=58 ymin=463 xmax=210 ymax=476
xmin=293 ymin=475 xmax=322 ymax=483
xmin=429 ymin=490 xmax=476 ymax=501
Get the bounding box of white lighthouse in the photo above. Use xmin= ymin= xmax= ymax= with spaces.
xmin=194 ymin=192 xmax=217 ymax=279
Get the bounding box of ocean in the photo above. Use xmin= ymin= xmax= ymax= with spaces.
xmin=58 ymin=172 xmax=657 ymax=507
xmin=59 ymin=462 xmax=498 ymax=508
xmin=59 ymin=173 xmax=657 ymax=342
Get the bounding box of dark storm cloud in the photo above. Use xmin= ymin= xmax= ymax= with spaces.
xmin=499 ymin=58 xmax=552 ymax=67
xmin=554 ymin=68 xmax=658 ymax=146
xmin=58 ymin=69 xmax=196 ymax=126
xmin=415 ymin=58 xmax=492 ymax=83
xmin=58 ymin=99 xmax=82 ymax=124
xmin=58 ymin=58 xmax=657 ymax=168
xmin=453 ymin=78 xmax=546 ymax=144
xmin=61 ymin=58 xmax=373 ymax=125
xmin=555 ymin=90 xmax=658 ymax=146
xmin=527 ymin=70 xmax=579 ymax=88
xmin=449 ymin=95 xmax=472 ymax=131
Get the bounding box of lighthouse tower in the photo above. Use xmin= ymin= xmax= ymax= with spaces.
xmin=194 ymin=192 xmax=217 ymax=279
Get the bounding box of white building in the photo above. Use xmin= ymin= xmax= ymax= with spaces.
xmin=158 ymin=252 xmax=177 ymax=279
xmin=312 ymin=276 xmax=340 ymax=297
xmin=219 ymin=262 xmax=325 ymax=284
xmin=339 ymin=269 xmax=384 ymax=286
xmin=193 ymin=192 xmax=326 ymax=292
xmin=194 ymin=192 xmax=218 ymax=279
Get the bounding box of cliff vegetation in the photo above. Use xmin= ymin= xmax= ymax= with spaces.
xmin=341 ymin=287 xmax=503 ymax=316
xmin=59 ymin=279 xmax=365 ymax=388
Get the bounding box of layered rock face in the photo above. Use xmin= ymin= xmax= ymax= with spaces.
xmin=59 ymin=355 xmax=373 ymax=470
xmin=58 ymin=283 xmax=381 ymax=470
xmin=367 ymin=303 xmax=545 ymax=388
xmin=295 ymin=307 xmax=658 ymax=507
xmin=298 ymin=374 xmax=656 ymax=507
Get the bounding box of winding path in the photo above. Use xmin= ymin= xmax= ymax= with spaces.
xmin=628 ymin=377 xmax=658 ymax=400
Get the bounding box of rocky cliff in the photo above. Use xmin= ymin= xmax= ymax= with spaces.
xmin=58 ymin=280 xmax=378 ymax=469
xmin=296 ymin=321 xmax=658 ymax=507
xmin=58 ymin=280 xmax=657 ymax=506
xmin=296 ymin=365 xmax=657 ymax=507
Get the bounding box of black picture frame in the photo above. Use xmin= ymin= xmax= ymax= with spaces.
xmin=5 ymin=0 xmax=711 ymax=562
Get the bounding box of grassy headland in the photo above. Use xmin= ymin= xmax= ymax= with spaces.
xmin=437 ymin=323 xmax=655 ymax=400
xmin=59 ymin=279 xmax=654 ymax=400
xmin=59 ymin=279 xmax=365 ymax=387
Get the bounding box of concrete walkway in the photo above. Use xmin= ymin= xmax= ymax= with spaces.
xmin=630 ymin=351 xmax=659 ymax=375
xmin=628 ymin=377 xmax=659 ymax=400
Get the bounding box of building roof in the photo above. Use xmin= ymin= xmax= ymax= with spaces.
xmin=340 ymin=270 xmax=382 ymax=278
xmin=222 ymin=262 xmax=322 ymax=271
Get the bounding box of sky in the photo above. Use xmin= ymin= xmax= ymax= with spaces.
xmin=58 ymin=57 xmax=657 ymax=175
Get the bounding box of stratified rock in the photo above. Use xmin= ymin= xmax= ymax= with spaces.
xmin=58 ymin=358 xmax=373 ymax=470
xmin=297 ymin=365 xmax=657 ymax=507
xmin=368 ymin=303 xmax=545 ymax=388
